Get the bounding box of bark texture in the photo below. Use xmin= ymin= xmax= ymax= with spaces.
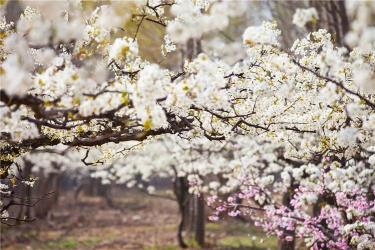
xmin=309 ymin=0 xmax=349 ymax=45
xmin=269 ymin=0 xmax=349 ymax=47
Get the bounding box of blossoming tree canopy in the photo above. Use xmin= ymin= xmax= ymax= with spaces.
xmin=1 ymin=0 xmax=375 ymax=249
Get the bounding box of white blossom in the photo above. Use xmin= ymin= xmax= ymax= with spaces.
xmin=337 ymin=127 xmax=358 ymax=147
xmin=292 ymin=8 xmax=319 ymax=28
xmin=243 ymin=21 xmax=280 ymax=47
xmin=108 ymin=37 xmax=139 ymax=63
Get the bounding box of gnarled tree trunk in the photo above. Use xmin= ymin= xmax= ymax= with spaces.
xmin=16 ymin=159 xmax=33 ymax=223
xmin=184 ymin=38 xmax=205 ymax=247
xmin=268 ymin=0 xmax=307 ymax=48
xmin=278 ymin=190 xmax=295 ymax=250
xmin=173 ymin=176 xmax=189 ymax=248
xmin=309 ymin=0 xmax=349 ymax=46
xmin=193 ymin=194 xmax=205 ymax=246
xmin=269 ymin=0 xmax=349 ymax=47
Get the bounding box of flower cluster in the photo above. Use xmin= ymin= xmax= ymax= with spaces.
xmin=292 ymin=8 xmax=319 ymax=29
xmin=0 ymin=1 xmax=374 ymax=249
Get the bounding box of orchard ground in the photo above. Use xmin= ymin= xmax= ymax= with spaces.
xmin=0 ymin=189 xmax=278 ymax=250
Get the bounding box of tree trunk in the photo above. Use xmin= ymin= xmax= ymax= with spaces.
xmin=16 ymin=160 xmax=33 ymax=222
xmin=4 ymin=0 xmax=23 ymax=23
xmin=100 ymin=184 xmax=117 ymax=208
xmin=34 ymin=170 xmax=61 ymax=219
xmin=186 ymin=196 xmax=195 ymax=232
xmin=184 ymin=38 xmax=206 ymax=247
xmin=268 ymin=0 xmax=307 ymax=48
xmin=74 ymin=183 xmax=85 ymax=201
xmin=279 ymin=239 xmax=295 ymax=250
xmin=172 ymin=163 xmax=206 ymax=248
xmin=168 ymin=39 xmax=207 ymax=248
xmin=186 ymin=38 xmax=202 ymax=61
xmin=269 ymin=0 xmax=350 ymax=47
xmin=193 ymin=195 xmax=205 ymax=247
xmin=313 ymin=196 xmax=322 ymax=217
xmin=309 ymin=0 xmax=349 ymax=46
xmin=86 ymin=178 xmax=102 ymax=196
xmin=278 ymin=190 xmax=295 ymax=250
xmin=173 ymin=176 xmax=189 ymax=248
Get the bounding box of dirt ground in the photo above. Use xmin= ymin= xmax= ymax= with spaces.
xmin=0 ymin=189 xmax=277 ymax=250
